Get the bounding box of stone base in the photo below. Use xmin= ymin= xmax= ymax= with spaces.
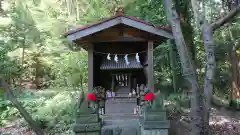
xmin=73 ymin=117 xmax=101 ymax=135
xmin=141 ymin=128 xmax=168 ymax=135
xmin=75 ymin=132 xmax=100 ymax=135
xmin=74 ymin=122 xmax=101 ymax=132
xmin=101 ymin=119 xmax=140 ymax=135
xmin=144 ymin=111 xmax=167 ymax=121
xmin=143 ymin=120 xmax=170 ymax=130
xmin=139 ymin=114 xmax=169 ymax=135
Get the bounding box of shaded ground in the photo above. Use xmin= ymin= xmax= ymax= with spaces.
xmin=0 ymin=120 xmax=35 ymax=135
xmin=1 ymin=105 xmax=240 ymax=135
xmin=210 ymin=107 xmax=240 ymax=135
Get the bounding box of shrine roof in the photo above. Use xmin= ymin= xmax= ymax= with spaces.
xmin=64 ymin=14 xmax=171 ymax=37
xmin=64 ymin=8 xmax=173 ymax=45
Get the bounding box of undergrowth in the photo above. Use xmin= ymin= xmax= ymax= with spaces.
xmin=0 ymin=88 xmax=80 ymax=134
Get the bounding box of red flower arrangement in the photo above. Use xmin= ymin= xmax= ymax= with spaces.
xmin=144 ymin=92 xmax=156 ymax=101
xmin=87 ymin=93 xmax=97 ymax=101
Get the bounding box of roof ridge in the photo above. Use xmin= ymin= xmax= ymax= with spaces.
xmin=63 ymin=14 xmax=171 ymax=36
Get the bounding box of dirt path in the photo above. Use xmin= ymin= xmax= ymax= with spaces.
xmin=209 ymin=106 xmax=240 ymax=135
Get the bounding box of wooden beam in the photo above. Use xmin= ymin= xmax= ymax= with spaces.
xmin=83 ymin=36 xmax=146 ymax=43
xmin=147 ymin=41 xmax=154 ymax=91
xmin=88 ymin=44 xmax=94 ymax=92
xmin=128 ymin=73 xmax=132 ymax=91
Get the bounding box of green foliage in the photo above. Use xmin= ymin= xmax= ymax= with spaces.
xmin=0 ymin=0 xmax=240 ymax=134
xmin=167 ymin=93 xmax=190 ymax=108
xmin=0 ymin=89 xmax=78 ymax=133
xmin=50 ymin=51 xmax=88 ymax=89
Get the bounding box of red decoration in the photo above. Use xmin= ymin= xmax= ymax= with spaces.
xmin=144 ymin=92 xmax=156 ymax=101
xmin=87 ymin=93 xmax=97 ymax=101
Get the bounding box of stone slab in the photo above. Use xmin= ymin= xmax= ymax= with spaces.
xmin=101 ymin=120 xmax=140 ymax=135
xmin=73 ymin=122 xmax=101 ymax=132
xmin=76 ymin=114 xmax=99 ymax=123
xmin=75 ymin=132 xmax=100 ymax=135
xmin=141 ymin=128 xmax=168 ymax=135
xmin=142 ymin=120 xmax=170 ymax=130
xmin=144 ymin=112 xmax=166 ymax=121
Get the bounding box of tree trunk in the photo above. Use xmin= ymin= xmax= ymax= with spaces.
xmin=34 ymin=56 xmax=41 ymax=89
xmin=163 ymin=1 xmax=202 ymax=135
xmin=229 ymin=43 xmax=240 ymax=104
xmin=168 ymin=40 xmax=178 ymax=92
xmin=0 ymin=78 xmax=45 ymax=135
xmin=228 ymin=27 xmax=240 ymax=106
xmin=174 ymin=0 xmax=196 ymax=62
xmin=201 ymin=22 xmax=216 ymax=135
xmin=20 ymin=36 xmax=26 ymax=85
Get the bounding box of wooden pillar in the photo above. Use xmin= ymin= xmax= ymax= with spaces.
xmin=147 ymin=41 xmax=154 ymax=91
xmin=88 ymin=44 xmax=94 ymax=92
xmin=111 ymin=75 xmax=115 ymax=91
xmin=128 ymin=73 xmax=131 ymax=91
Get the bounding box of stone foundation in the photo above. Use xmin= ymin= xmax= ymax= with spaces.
xmin=141 ymin=128 xmax=168 ymax=135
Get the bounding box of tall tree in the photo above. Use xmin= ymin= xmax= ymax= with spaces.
xmin=163 ymin=0 xmax=240 ymax=134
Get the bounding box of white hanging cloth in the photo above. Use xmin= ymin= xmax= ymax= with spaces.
xmin=122 ymin=74 xmax=124 ymax=81
xmin=125 ymin=74 xmax=128 ymax=86
xmin=107 ymin=53 xmax=111 ymax=60
xmin=114 ymin=54 xmax=118 ymax=63
xmin=136 ymin=53 xmax=140 ymax=63
xmin=124 ymin=54 xmax=130 ymax=65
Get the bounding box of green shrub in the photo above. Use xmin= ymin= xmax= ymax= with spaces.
xmin=229 ymin=99 xmax=240 ymax=110
xmin=0 ymin=88 xmax=79 ymax=134
xmin=33 ymin=91 xmax=76 ymax=130
xmin=167 ymin=93 xmax=190 ymax=108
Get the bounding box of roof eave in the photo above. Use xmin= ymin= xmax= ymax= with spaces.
xmin=64 ymin=16 xmax=173 ymax=42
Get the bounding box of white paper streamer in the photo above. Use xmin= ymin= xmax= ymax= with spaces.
xmin=136 ymin=53 xmax=140 ymax=63
xmin=124 ymin=54 xmax=130 ymax=65
xmin=107 ymin=53 xmax=111 ymax=60
xmin=114 ymin=54 xmax=118 ymax=63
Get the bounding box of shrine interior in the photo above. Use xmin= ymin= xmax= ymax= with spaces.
xmin=93 ymin=42 xmax=148 ymax=93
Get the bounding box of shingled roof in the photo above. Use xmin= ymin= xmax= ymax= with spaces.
xmin=64 ymin=15 xmax=171 ymax=37
xmin=64 ymin=8 xmax=173 ymax=42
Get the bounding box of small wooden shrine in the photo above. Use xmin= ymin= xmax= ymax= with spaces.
xmin=64 ymin=8 xmax=173 ymax=94
xmin=64 ymin=8 xmax=173 ymax=135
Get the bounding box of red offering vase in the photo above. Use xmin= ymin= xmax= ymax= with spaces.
xmin=144 ymin=92 xmax=155 ymax=101
xmin=87 ymin=93 xmax=97 ymax=101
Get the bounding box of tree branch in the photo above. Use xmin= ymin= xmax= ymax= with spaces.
xmin=211 ymin=5 xmax=240 ymax=31
xmin=0 ymin=78 xmax=45 ymax=135
xmin=0 ymin=0 xmax=6 ymax=16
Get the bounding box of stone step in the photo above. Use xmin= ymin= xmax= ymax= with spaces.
xmin=115 ymin=92 xmax=137 ymax=97
xmin=105 ymin=98 xmax=137 ymax=103
xmin=105 ymin=102 xmax=137 ymax=114
xmin=102 ymin=119 xmax=139 ymax=127
xmin=101 ymin=119 xmax=140 ymax=135
xmin=102 ymin=113 xmax=140 ymax=120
